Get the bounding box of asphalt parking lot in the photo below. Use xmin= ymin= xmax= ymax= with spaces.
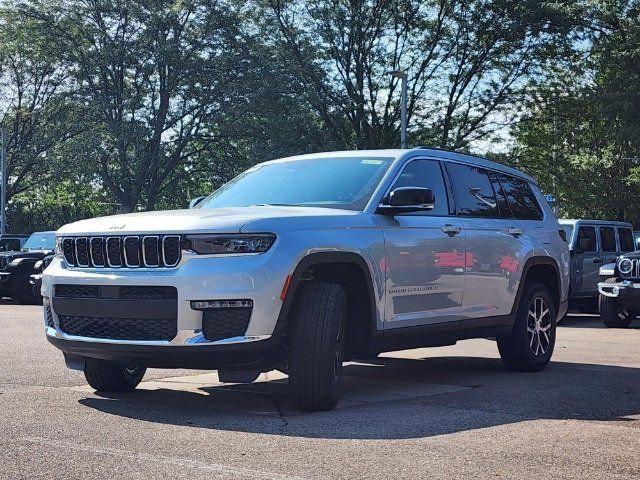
xmin=0 ymin=303 xmax=638 ymax=479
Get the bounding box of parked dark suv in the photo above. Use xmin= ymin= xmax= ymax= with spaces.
xmin=0 ymin=231 xmax=56 ymax=303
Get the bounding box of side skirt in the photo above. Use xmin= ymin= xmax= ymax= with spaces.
xmin=367 ymin=315 xmax=514 ymax=354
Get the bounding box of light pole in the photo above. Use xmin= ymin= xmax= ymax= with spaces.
xmin=0 ymin=127 xmax=6 ymax=235
xmin=387 ymin=70 xmax=408 ymax=149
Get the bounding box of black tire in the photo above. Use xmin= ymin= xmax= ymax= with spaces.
xmin=599 ymin=278 xmax=634 ymax=328
xmin=84 ymin=359 xmax=146 ymax=392
xmin=10 ymin=271 xmax=36 ymax=304
xmin=288 ymin=281 xmax=346 ymax=412
xmin=497 ymin=281 xmax=556 ymax=372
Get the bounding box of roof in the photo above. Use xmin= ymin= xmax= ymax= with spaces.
xmin=559 ymin=219 xmax=633 ymax=227
xmin=407 ymin=147 xmax=537 ymax=183
xmin=260 ymin=148 xmax=537 ymax=184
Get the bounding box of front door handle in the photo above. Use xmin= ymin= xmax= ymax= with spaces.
xmin=593 ymin=258 xmax=602 ymax=264
xmin=442 ymin=224 xmax=462 ymax=236
xmin=508 ymin=227 xmax=523 ymax=237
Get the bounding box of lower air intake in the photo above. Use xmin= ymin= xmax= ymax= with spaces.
xmin=58 ymin=315 xmax=177 ymax=341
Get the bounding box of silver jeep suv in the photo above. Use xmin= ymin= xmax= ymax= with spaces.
xmin=43 ymin=148 xmax=569 ymax=411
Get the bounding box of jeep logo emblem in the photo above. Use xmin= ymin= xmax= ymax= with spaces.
xmin=109 ymin=224 xmax=126 ymax=230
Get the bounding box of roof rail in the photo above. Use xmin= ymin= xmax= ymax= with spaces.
xmin=412 ymin=145 xmax=463 ymax=154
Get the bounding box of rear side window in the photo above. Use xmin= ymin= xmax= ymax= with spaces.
xmin=391 ymin=159 xmax=449 ymax=216
xmin=576 ymin=226 xmax=596 ymax=252
xmin=600 ymin=227 xmax=616 ymax=252
xmin=496 ymin=174 xmax=543 ymax=220
xmin=488 ymin=172 xmax=513 ymax=218
xmin=619 ymin=228 xmax=634 ymax=252
xmin=447 ymin=164 xmax=499 ymax=217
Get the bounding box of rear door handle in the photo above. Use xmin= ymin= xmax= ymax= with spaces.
xmin=593 ymin=258 xmax=602 ymax=264
xmin=508 ymin=227 xmax=523 ymax=237
xmin=442 ymin=224 xmax=462 ymax=236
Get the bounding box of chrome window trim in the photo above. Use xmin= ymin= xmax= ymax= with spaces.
xmin=105 ymin=236 xmax=122 ymax=267
xmin=89 ymin=237 xmax=105 ymax=267
xmin=123 ymin=236 xmax=141 ymax=267
xmin=142 ymin=235 xmax=160 ymax=268
xmin=74 ymin=237 xmax=89 ymax=267
xmin=162 ymin=235 xmax=181 ymax=267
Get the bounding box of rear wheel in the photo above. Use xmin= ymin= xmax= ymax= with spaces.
xmin=599 ymin=278 xmax=634 ymax=328
xmin=84 ymin=359 xmax=146 ymax=392
xmin=288 ymin=281 xmax=346 ymax=412
xmin=498 ymin=282 xmax=556 ymax=372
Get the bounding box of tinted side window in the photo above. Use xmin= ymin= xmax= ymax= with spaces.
xmin=600 ymin=227 xmax=616 ymax=252
xmin=576 ymin=226 xmax=596 ymax=252
xmin=488 ymin=172 xmax=513 ymax=218
xmin=497 ymin=174 xmax=543 ymax=220
xmin=619 ymin=228 xmax=634 ymax=252
xmin=447 ymin=164 xmax=499 ymax=217
xmin=391 ymin=159 xmax=449 ymax=216
xmin=0 ymin=239 xmax=19 ymax=252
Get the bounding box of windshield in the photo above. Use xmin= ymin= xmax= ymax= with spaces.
xmin=561 ymin=224 xmax=574 ymax=243
xmin=23 ymin=232 xmax=55 ymax=251
xmin=198 ymin=156 xmax=394 ymax=211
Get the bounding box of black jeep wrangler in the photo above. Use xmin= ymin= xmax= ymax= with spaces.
xmin=0 ymin=231 xmax=56 ymax=304
xmin=598 ymin=252 xmax=640 ymax=328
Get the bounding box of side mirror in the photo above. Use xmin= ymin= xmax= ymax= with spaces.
xmin=189 ymin=196 xmax=205 ymax=209
xmin=377 ymin=187 xmax=435 ymax=215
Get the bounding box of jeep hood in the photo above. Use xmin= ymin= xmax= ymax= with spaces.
xmin=56 ymin=206 xmax=360 ymax=236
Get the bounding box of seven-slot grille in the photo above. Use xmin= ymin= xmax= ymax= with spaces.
xmin=621 ymin=258 xmax=640 ymax=279
xmin=61 ymin=235 xmax=181 ymax=268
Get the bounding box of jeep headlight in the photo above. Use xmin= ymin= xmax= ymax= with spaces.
xmin=619 ymin=258 xmax=633 ymax=274
xmin=184 ymin=234 xmax=276 ymax=254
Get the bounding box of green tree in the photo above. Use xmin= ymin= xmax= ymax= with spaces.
xmin=257 ymin=0 xmax=575 ymax=149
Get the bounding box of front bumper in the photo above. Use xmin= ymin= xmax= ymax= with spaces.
xmin=46 ymin=332 xmax=283 ymax=370
xmin=597 ymin=280 xmax=640 ymax=299
xmin=42 ymin=252 xmax=293 ymax=366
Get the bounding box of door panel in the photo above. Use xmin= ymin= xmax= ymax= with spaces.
xmin=380 ymin=158 xmax=465 ymax=329
xmin=383 ymin=217 xmax=465 ymax=328
xmin=461 ymin=218 xmax=526 ymax=319
xmin=572 ymin=225 xmax=600 ymax=297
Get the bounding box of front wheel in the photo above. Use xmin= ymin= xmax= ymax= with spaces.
xmin=10 ymin=271 xmax=36 ymax=304
xmin=84 ymin=359 xmax=146 ymax=392
xmin=599 ymin=278 xmax=634 ymax=328
xmin=288 ymin=281 xmax=346 ymax=412
xmin=498 ymin=281 xmax=556 ymax=372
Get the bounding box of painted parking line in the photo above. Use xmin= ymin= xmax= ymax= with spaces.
xmin=22 ymin=436 xmax=307 ymax=480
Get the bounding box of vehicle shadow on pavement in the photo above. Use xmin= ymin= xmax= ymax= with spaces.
xmin=78 ymin=356 xmax=640 ymax=440
xmin=560 ymin=314 xmax=640 ymax=329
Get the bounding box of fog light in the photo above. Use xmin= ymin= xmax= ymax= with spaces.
xmin=190 ymin=299 xmax=253 ymax=310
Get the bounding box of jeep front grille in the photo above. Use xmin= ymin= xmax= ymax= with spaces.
xmin=61 ymin=235 xmax=182 ymax=268
xmin=621 ymin=258 xmax=640 ymax=279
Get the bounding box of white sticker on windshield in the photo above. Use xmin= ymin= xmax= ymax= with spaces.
xmin=361 ymin=159 xmax=384 ymax=165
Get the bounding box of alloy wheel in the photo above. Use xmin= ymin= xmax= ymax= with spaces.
xmin=527 ymin=296 xmax=552 ymax=356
